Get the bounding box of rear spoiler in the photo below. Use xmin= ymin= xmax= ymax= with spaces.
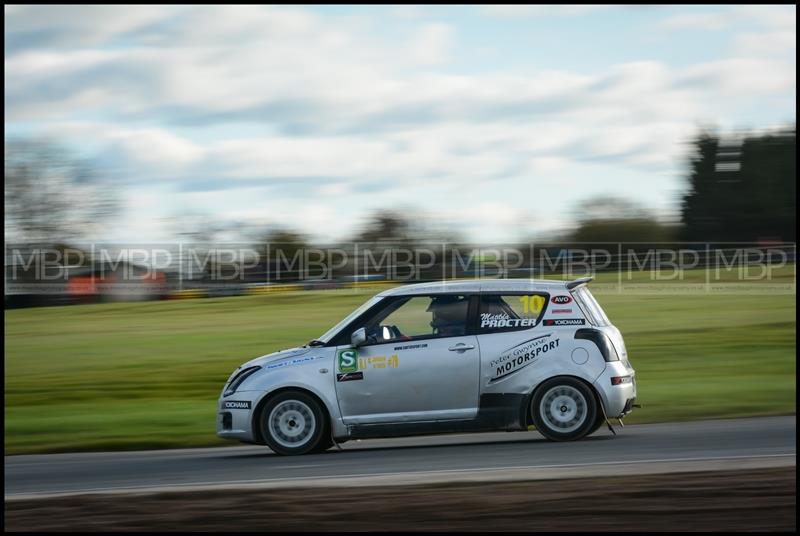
xmin=566 ymin=276 xmax=593 ymax=290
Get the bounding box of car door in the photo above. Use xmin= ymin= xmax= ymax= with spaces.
xmin=475 ymin=292 xmax=554 ymax=391
xmin=334 ymin=294 xmax=480 ymax=424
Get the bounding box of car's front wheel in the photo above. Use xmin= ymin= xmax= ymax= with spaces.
xmin=259 ymin=390 xmax=330 ymax=455
xmin=531 ymin=377 xmax=598 ymax=441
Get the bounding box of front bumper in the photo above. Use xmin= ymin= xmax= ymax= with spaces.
xmin=216 ymin=392 xmax=259 ymax=443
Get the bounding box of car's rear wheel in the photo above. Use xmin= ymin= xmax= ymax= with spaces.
xmin=587 ymin=412 xmax=607 ymax=436
xmin=260 ymin=391 xmax=329 ymax=455
xmin=531 ymin=377 xmax=598 ymax=441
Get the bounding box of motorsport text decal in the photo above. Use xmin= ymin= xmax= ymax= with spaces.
xmin=489 ymin=334 xmax=560 ymax=382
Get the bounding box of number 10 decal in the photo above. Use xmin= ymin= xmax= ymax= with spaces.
xmin=519 ymin=295 xmax=546 ymax=315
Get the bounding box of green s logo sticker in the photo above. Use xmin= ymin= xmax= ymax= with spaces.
xmin=338 ymin=349 xmax=358 ymax=373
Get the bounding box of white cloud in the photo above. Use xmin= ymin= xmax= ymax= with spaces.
xmin=4 ymin=48 xmax=125 ymax=78
xmin=680 ymin=58 xmax=795 ymax=95
xmin=5 ymin=5 xmax=180 ymax=47
xmin=481 ymin=5 xmax=611 ymax=18
xmin=658 ymin=12 xmax=735 ymax=32
xmin=659 ymin=5 xmax=796 ymax=33
xmin=106 ymin=129 xmax=203 ymax=174
xmin=389 ymin=5 xmax=428 ymax=20
xmin=408 ymin=23 xmax=454 ymax=66
xmin=734 ymin=31 xmax=797 ymax=58
xmin=732 ymin=5 xmax=797 ymax=31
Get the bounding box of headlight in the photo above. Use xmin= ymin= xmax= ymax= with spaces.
xmin=224 ymin=366 xmax=261 ymax=397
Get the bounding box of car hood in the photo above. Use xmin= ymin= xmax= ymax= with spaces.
xmin=239 ymin=347 xmax=314 ymax=370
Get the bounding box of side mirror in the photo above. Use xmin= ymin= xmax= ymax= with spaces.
xmin=351 ymin=327 xmax=367 ymax=347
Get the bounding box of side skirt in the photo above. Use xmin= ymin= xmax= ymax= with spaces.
xmin=347 ymin=393 xmax=528 ymax=440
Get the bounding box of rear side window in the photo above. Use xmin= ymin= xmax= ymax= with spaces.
xmin=572 ymin=287 xmax=610 ymax=326
xmin=478 ymin=294 xmax=548 ymax=333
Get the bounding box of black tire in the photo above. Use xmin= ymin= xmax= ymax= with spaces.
xmin=312 ymin=434 xmax=335 ymax=453
xmin=531 ymin=377 xmax=598 ymax=441
xmin=259 ymin=390 xmax=330 ymax=455
xmin=587 ymin=412 xmax=607 ymax=436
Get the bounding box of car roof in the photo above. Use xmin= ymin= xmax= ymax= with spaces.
xmin=376 ymin=278 xmax=571 ymax=297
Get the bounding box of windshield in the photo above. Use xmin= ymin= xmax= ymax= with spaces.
xmin=316 ymin=295 xmax=384 ymax=344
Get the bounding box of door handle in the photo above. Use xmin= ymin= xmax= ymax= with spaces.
xmin=448 ymin=343 xmax=475 ymax=352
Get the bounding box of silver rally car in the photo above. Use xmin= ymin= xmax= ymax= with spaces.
xmin=217 ymin=277 xmax=636 ymax=455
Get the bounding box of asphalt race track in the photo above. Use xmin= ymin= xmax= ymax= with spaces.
xmin=5 ymin=416 xmax=795 ymax=499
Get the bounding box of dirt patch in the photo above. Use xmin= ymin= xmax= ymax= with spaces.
xmin=5 ymin=468 xmax=796 ymax=532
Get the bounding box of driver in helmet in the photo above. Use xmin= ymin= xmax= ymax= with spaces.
xmin=427 ymin=296 xmax=468 ymax=337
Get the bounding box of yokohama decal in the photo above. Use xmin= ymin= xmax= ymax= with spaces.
xmin=223 ymin=400 xmax=251 ymax=410
xmin=543 ymin=318 xmax=585 ymax=326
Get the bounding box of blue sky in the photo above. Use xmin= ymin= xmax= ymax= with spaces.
xmin=4 ymin=5 xmax=796 ymax=243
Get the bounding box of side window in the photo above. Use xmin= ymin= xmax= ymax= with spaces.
xmin=479 ymin=294 xmax=547 ymax=333
xmin=363 ymin=295 xmax=470 ymax=344
xmin=573 ymin=287 xmax=610 ymax=326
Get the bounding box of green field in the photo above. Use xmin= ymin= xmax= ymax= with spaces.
xmin=5 ymin=267 xmax=796 ymax=454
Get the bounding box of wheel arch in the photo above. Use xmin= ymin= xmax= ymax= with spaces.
xmin=524 ymin=374 xmax=605 ymax=426
xmin=252 ymin=386 xmax=333 ymax=445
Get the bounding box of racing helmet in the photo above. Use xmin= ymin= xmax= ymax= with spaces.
xmin=427 ymin=295 xmax=468 ymax=335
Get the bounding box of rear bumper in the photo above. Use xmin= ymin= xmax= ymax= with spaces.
xmin=593 ymin=362 xmax=637 ymax=418
xmin=621 ymin=396 xmax=636 ymax=414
